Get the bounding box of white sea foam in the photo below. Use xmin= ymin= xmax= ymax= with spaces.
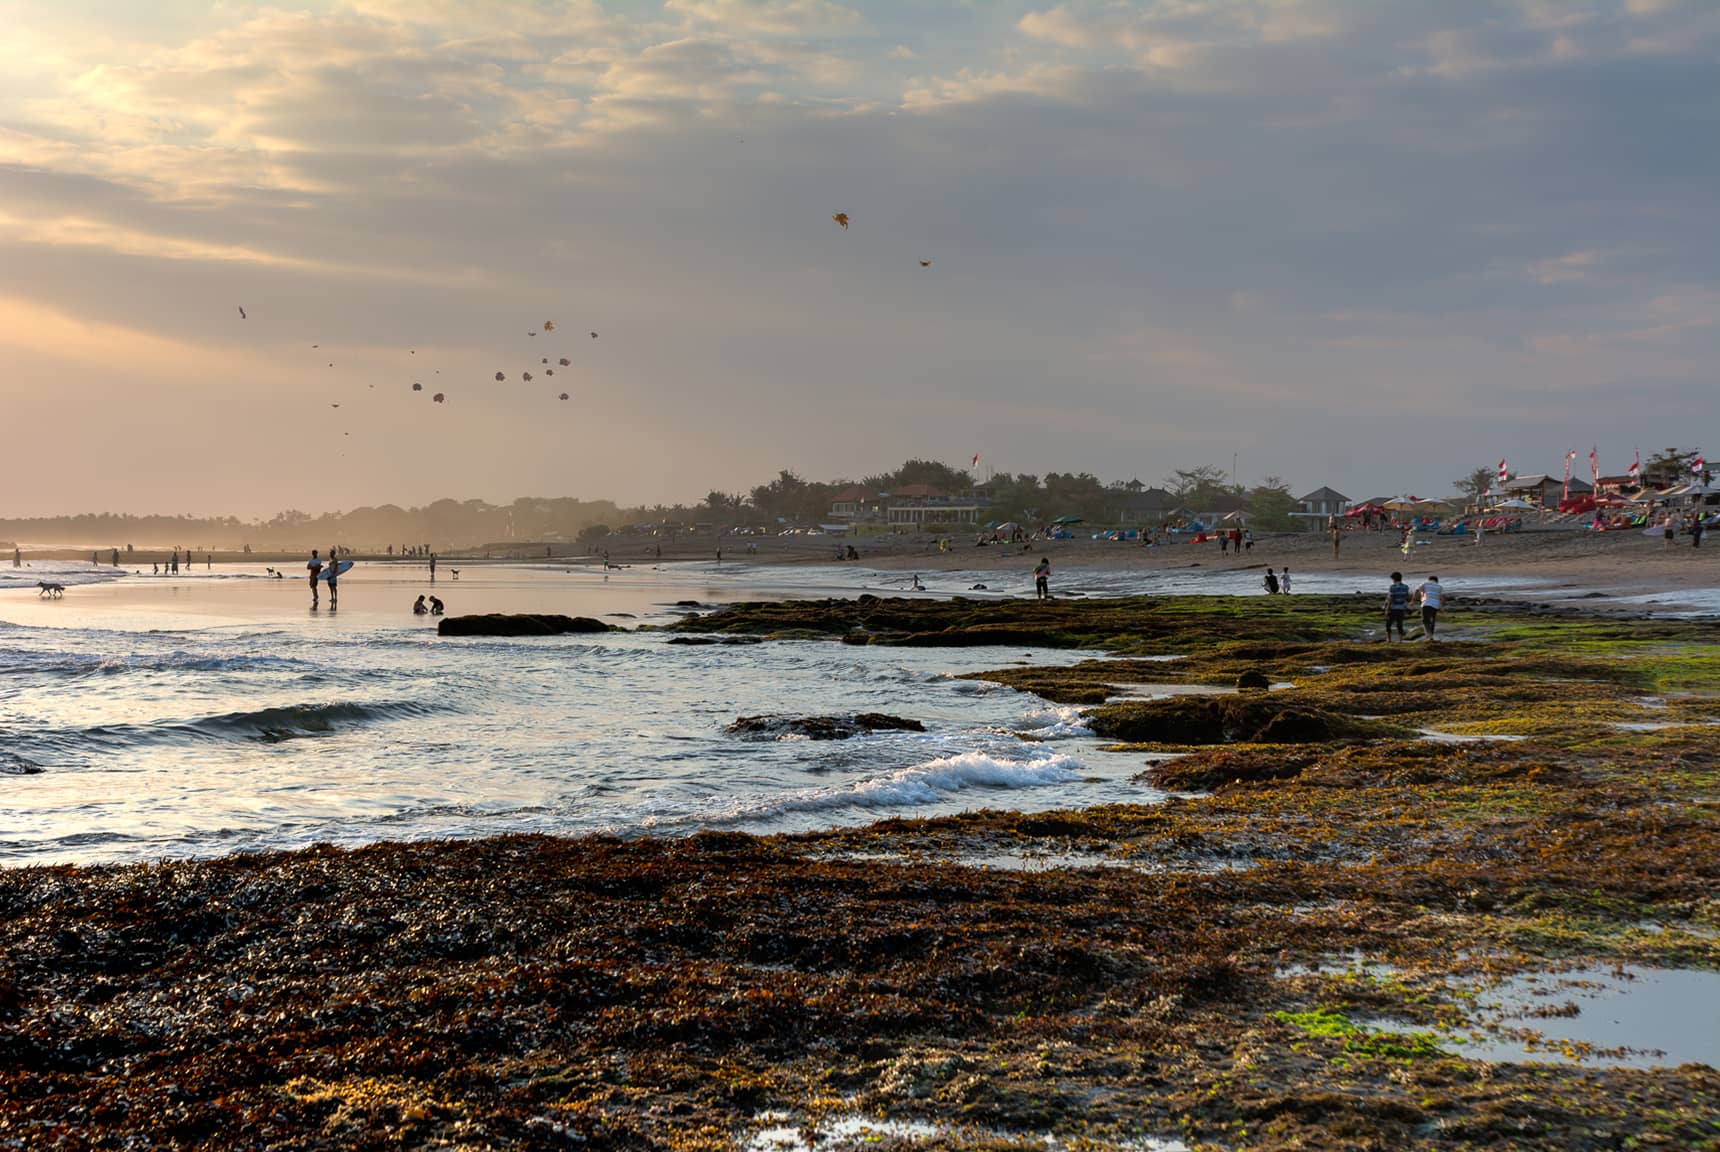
xmin=1016 ymin=704 xmax=1093 ymax=738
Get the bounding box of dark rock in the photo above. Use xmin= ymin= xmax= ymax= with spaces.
xmin=666 ymin=635 xmax=763 ymax=646
xmin=675 ymin=600 xmax=701 ymax=607
xmin=726 ymin=713 xmax=926 ymax=740
xmin=857 ymin=594 xmax=879 ymax=604
xmin=1 ymin=752 xmax=43 ymax=776
xmin=437 ymin=614 xmax=611 ymax=637
xmin=1235 ymin=670 xmax=1271 ymax=691
xmin=1086 ymin=696 xmax=1397 ymax=745
xmin=840 ymin=633 xmax=871 ymax=645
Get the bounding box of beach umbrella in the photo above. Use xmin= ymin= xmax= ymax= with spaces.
xmin=1382 ymin=497 xmax=1421 ymax=511
xmin=1491 ymin=497 xmax=1537 ymax=510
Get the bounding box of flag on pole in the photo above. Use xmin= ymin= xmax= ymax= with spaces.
xmin=971 ymin=453 xmax=980 ymax=468
xmin=1695 ymin=455 xmax=1707 ymax=475
xmin=1628 ymin=450 xmax=1641 ymax=482
xmin=1563 ymin=449 xmax=1576 ymax=501
xmin=1498 ymin=458 xmax=1509 ymax=485
xmin=1589 ymin=446 xmax=1599 ymax=486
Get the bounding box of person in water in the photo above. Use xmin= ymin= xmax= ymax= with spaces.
xmin=412 ymin=594 xmax=428 ymax=615
xmin=1263 ymin=567 xmax=1279 ymax=594
xmin=306 ymin=549 xmax=323 ymax=605
xmin=429 ymin=596 xmax=445 ymax=615
xmin=1418 ymin=574 xmax=1443 ymax=639
xmin=1033 ymin=557 xmax=1050 ymax=600
xmin=1279 ymin=566 xmax=1292 ymax=594
xmin=1385 ymin=571 xmax=1411 ymax=641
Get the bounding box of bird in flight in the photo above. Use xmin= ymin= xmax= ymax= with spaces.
xmin=545 ymin=369 xmax=554 ymax=376
xmin=832 ymin=213 xmax=849 ymax=230
xmin=495 ymin=372 xmax=506 ymax=381
xmin=559 ymin=392 xmax=569 ymax=400
xmin=559 ymin=358 xmax=570 ymax=366
xmin=331 ymin=403 xmax=340 ymax=408
xmin=238 ymin=306 xmax=247 ymax=319
xmin=919 ymin=260 xmax=932 ymax=267
xmin=412 ymin=383 xmax=423 ymax=392
xmin=543 ymin=321 xmax=555 ymax=332
xmin=589 ymin=331 xmax=598 ymax=339
xmin=433 ymin=393 xmax=446 ymax=403
xmin=523 ymin=372 xmax=534 ymax=382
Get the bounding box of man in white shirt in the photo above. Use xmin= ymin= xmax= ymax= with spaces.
xmin=1418 ymin=575 xmax=1443 ymax=639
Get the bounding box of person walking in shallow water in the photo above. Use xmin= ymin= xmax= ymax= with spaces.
xmin=1263 ymin=567 xmax=1279 ymax=595
xmin=1034 ymin=556 xmax=1051 ymax=600
xmin=1385 ymin=571 xmax=1411 ymax=641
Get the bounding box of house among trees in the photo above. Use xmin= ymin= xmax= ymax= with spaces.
xmin=828 ymin=485 xmax=881 ymax=522
xmin=1291 ymin=487 xmax=1349 ymax=529
xmin=1502 ymin=474 xmax=1590 ymax=505
xmin=884 ymin=484 xmax=988 ymax=527
xmin=1103 ymin=480 xmax=1177 ymax=525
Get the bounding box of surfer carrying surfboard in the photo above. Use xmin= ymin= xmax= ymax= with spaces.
xmin=325 ymin=546 xmax=340 ymax=606
xmin=307 ymin=549 xmax=323 ymax=606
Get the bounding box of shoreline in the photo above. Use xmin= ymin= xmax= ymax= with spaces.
xmin=3 ymin=594 xmax=1716 ymax=1149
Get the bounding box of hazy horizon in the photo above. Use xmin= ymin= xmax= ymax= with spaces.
xmin=3 ymin=1 xmax=1715 ymax=520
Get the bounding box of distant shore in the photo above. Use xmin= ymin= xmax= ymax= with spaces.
xmin=8 ymin=522 xmax=1715 ymax=605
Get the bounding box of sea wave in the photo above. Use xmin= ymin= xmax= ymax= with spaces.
xmin=677 ymin=750 xmax=1085 ymax=826
xmin=1015 ymin=704 xmax=1094 ymax=738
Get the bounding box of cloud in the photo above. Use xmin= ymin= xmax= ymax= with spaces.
xmin=665 ymin=0 xmax=867 ymax=38
xmin=1526 ymin=250 xmax=1603 ymax=285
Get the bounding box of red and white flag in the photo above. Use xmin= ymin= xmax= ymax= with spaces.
xmin=1497 ymin=458 xmax=1509 ymax=484
xmin=1628 ymin=450 xmax=1641 ymax=482
xmin=1589 ymin=446 xmax=1599 ymax=485
xmin=1695 ymin=455 xmax=1707 ymax=475
xmin=971 ymin=452 xmax=980 ymax=468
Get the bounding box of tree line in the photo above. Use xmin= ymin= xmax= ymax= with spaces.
xmin=2 ymin=460 xmax=1314 ymax=550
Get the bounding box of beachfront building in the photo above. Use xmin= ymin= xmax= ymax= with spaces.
xmin=1502 ymin=474 xmax=1591 ymax=506
xmin=884 ymin=484 xmax=988 ymax=528
xmin=1291 ymin=487 xmax=1350 ymax=529
xmin=1103 ymin=481 xmax=1177 ymax=526
xmin=828 ymin=485 xmax=882 ymax=523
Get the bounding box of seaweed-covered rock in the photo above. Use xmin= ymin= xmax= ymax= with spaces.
xmin=437 ymin=614 xmax=610 ymax=637
xmin=1235 ymin=669 xmax=1271 ymax=691
xmin=726 ymin=713 xmax=926 ymax=740
xmin=665 ymin=635 xmax=763 ymax=646
xmin=1086 ymin=695 xmax=1397 ymax=745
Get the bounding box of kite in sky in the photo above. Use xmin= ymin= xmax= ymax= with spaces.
xmin=412 ymin=383 xmax=423 ymax=392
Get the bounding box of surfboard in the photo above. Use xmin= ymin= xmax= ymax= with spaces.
xmin=316 ymin=560 xmax=355 ymax=582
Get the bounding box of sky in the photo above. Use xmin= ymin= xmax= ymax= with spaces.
xmin=1 ymin=0 xmax=1716 ymax=519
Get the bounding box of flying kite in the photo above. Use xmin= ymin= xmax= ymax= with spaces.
xmin=558 ymin=357 xmax=570 ymax=366
xmin=238 ymin=306 xmax=247 ymax=319
xmin=589 ymin=331 xmax=598 ymax=339
xmin=832 ymin=213 xmax=849 ymax=230
xmin=433 ymin=393 xmax=446 ymax=403
xmin=412 ymin=383 xmax=423 ymax=391
xmin=545 ymin=369 xmax=554 ymax=376
xmin=559 ymin=393 xmax=569 ymax=400
xmin=523 ymin=372 xmax=533 ymax=382
xmin=495 ymin=372 xmax=506 ymax=381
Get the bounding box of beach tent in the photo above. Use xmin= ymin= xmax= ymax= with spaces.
xmin=1490 ymin=497 xmax=1537 ymax=510
xmin=1051 ymin=514 xmax=1084 ymax=525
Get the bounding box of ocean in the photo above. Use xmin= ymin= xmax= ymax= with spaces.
xmin=0 ymin=558 xmax=1703 ymax=867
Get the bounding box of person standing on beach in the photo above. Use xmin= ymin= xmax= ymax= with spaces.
xmin=1663 ymin=518 xmax=1675 ymax=549
xmin=324 ymin=546 xmax=340 ymax=606
xmin=1034 ymin=556 xmax=1051 ymax=600
xmin=1263 ymin=567 xmax=1279 ymax=594
xmin=1243 ymin=529 xmax=1254 ymax=553
xmin=13 ymin=547 xmax=19 ymax=567
xmin=1280 ymin=567 xmax=1293 ymax=594
xmin=1220 ymin=531 xmax=1229 ymax=555
xmin=1418 ymin=575 xmax=1443 ymax=639
xmin=1694 ymin=516 xmax=1706 ymax=549
xmin=1385 ymin=572 xmax=1410 ymax=641
xmin=1331 ymin=523 xmax=1341 ymax=559
xmin=306 ymin=548 xmax=323 ymax=606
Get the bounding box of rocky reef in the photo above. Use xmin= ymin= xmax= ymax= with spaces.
xmin=725 ymin=713 xmax=926 ymax=740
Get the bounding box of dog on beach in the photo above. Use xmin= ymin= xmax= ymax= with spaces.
xmin=37 ymin=582 xmax=65 ymax=598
